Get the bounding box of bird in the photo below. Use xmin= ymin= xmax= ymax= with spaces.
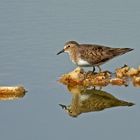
xmin=57 ymin=41 xmax=133 ymax=72
xmin=59 ymin=86 xmax=135 ymax=117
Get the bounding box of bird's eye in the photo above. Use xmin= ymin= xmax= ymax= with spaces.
xmin=69 ymin=110 xmax=72 ymax=113
xmin=67 ymin=45 xmax=70 ymax=48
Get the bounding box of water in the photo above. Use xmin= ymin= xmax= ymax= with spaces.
xmin=0 ymin=0 xmax=140 ymax=140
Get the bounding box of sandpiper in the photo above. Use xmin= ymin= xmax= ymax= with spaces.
xmin=57 ymin=41 xmax=133 ymax=72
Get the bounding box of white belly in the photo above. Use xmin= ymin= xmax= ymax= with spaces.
xmin=80 ymin=94 xmax=90 ymax=101
xmin=77 ymin=59 xmax=91 ymax=67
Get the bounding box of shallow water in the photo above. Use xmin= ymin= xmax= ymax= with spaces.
xmin=0 ymin=0 xmax=140 ymax=140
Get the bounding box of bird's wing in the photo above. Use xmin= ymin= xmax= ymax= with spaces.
xmin=80 ymin=91 xmax=123 ymax=112
xmin=79 ymin=44 xmax=116 ymax=65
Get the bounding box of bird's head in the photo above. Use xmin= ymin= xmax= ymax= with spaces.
xmin=59 ymin=104 xmax=78 ymax=118
xmin=57 ymin=41 xmax=79 ymax=55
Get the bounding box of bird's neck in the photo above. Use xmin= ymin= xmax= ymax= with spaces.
xmin=70 ymin=93 xmax=81 ymax=116
xmin=69 ymin=47 xmax=79 ymax=63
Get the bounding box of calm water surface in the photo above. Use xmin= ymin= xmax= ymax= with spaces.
xmin=0 ymin=0 xmax=140 ymax=140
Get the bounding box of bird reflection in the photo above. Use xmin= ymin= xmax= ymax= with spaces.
xmin=59 ymin=86 xmax=134 ymax=117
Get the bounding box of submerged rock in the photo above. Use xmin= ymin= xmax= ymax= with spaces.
xmin=0 ymin=86 xmax=27 ymax=100
xmin=59 ymin=65 xmax=140 ymax=88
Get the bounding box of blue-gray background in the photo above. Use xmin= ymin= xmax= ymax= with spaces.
xmin=0 ymin=0 xmax=140 ymax=140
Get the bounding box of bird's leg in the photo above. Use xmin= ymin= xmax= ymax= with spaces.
xmin=92 ymin=66 xmax=95 ymax=73
xmin=97 ymin=66 xmax=102 ymax=73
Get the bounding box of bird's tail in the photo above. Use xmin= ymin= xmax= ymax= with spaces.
xmin=118 ymin=100 xmax=135 ymax=107
xmin=113 ymin=48 xmax=134 ymax=56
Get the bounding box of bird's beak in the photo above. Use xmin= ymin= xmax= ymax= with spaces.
xmin=59 ymin=104 xmax=67 ymax=110
xmin=57 ymin=49 xmax=65 ymax=55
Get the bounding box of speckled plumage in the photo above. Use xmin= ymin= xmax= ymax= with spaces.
xmin=57 ymin=41 xmax=133 ymax=72
xmin=59 ymin=87 xmax=134 ymax=117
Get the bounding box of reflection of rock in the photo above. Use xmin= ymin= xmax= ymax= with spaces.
xmin=59 ymin=65 xmax=140 ymax=88
xmin=0 ymin=86 xmax=27 ymax=100
xmin=59 ymin=86 xmax=134 ymax=117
